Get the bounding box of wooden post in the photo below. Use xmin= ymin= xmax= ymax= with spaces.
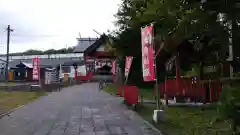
xmin=75 ymin=70 xmax=77 ymax=81
xmin=209 ymin=79 xmax=212 ymax=102
xmin=202 ymin=83 xmax=206 ymax=104
xmin=175 ymin=53 xmax=180 ymax=93
xmin=164 ymin=76 xmax=168 ymax=106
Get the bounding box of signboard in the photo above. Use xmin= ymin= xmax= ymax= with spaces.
xmin=45 ymin=69 xmax=57 ymax=84
xmin=141 ymin=25 xmax=155 ymax=81
xmin=95 ymin=59 xmax=112 ymax=69
xmin=124 ymin=56 xmax=133 ymax=77
xmin=86 ymin=59 xmax=95 ymax=62
xmin=32 ymin=57 xmax=40 ymax=80
xmin=111 ymin=60 xmax=116 ymax=75
xmin=203 ymin=66 xmax=217 ymax=73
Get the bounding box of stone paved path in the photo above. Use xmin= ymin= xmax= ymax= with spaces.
xmin=0 ymin=83 xmax=161 ymax=135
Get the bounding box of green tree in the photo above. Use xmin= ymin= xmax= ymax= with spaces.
xmin=201 ymin=0 xmax=240 ymax=69
xmin=111 ymin=0 xmax=230 ymax=85
xmin=23 ymin=49 xmax=43 ymax=55
xmin=9 ymin=47 xmax=75 ymax=56
xmin=44 ymin=49 xmax=56 ymax=54
xmin=218 ymin=85 xmax=240 ymax=134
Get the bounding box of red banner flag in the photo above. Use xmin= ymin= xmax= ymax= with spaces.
xmin=111 ymin=60 xmax=116 ymax=75
xmin=124 ymin=56 xmax=133 ymax=78
xmin=141 ymin=25 xmax=155 ymax=81
xmin=32 ymin=57 xmax=40 ymax=80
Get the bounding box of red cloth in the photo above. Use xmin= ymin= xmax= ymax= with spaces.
xmin=123 ymin=85 xmax=139 ymax=105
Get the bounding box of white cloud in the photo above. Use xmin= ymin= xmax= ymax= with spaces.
xmin=0 ymin=0 xmax=120 ymax=54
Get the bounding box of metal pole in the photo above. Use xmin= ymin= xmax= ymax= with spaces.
xmin=152 ymin=23 xmax=161 ymax=109
xmin=124 ymin=74 xmax=129 ymax=85
xmin=164 ymin=76 xmax=168 ymax=106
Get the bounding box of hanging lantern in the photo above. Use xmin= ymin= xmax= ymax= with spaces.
xmin=73 ymin=63 xmax=78 ymax=70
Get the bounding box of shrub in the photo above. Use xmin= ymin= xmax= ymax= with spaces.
xmin=218 ymin=85 xmax=240 ymax=134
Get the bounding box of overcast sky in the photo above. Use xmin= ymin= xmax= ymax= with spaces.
xmin=0 ymin=0 xmax=120 ymax=54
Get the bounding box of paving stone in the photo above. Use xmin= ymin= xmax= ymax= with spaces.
xmin=94 ymin=127 xmax=107 ymax=132
xmin=94 ymin=120 xmax=106 ymax=130
xmin=80 ymin=131 xmax=95 ymax=135
xmin=49 ymin=122 xmax=68 ymax=135
xmin=91 ymin=108 xmax=100 ymax=114
xmin=95 ymin=130 xmax=110 ymax=135
xmin=108 ymin=126 xmax=124 ymax=135
xmin=81 ymin=118 xmax=94 ymax=128
xmin=93 ymin=115 xmax=103 ymax=120
xmin=82 ymin=111 xmax=92 ymax=119
xmin=33 ymin=119 xmax=56 ymax=135
xmin=123 ymin=126 xmax=143 ymax=135
xmin=140 ymin=125 xmax=159 ymax=135
xmin=49 ymin=128 xmax=66 ymax=135
xmin=67 ymin=121 xmax=80 ymax=131
xmin=94 ymin=118 xmax=105 ymax=123
xmin=105 ymin=119 xmax=126 ymax=126
xmin=80 ymin=126 xmax=94 ymax=133
xmin=64 ymin=129 xmax=79 ymax=135
xmin=69 ymin=115 xmax=81 ymax=122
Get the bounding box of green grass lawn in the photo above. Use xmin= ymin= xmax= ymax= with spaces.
xmin=137 ymin=105 xmax=231 ymax=135
xmin=0 ymin=82 xmax=17 ymax=86
xmin=104 ymin=84 xmax=155 ymax=100
xmin=104 ymin=84 xmax=232 ymax=135
xmin=0 ymin=91 xmax=47 ymax=114
xmin=104 ymin=84 xmax=118 ymax=95
xmin=139 ymin=88 xmax=155 ymax=100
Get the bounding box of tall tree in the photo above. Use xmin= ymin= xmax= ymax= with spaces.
xmin=111 ymin=0 xmax=231 ymax=85
xmin=201 ymin=0 xmax=240 ymax=68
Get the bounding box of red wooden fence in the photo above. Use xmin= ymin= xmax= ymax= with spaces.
xmin=154 ymin=79 xmax=222 ymax=103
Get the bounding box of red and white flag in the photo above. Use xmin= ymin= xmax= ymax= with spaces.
xmin=111 ymin=60 xmax=116 ymax=75
xmin=141 ymin=24 xmax=155 ymax=81
xmin=124 ymin=56 xmax=133 ymax=78
xmin=32 ymin=57 xmax=40 ymax=80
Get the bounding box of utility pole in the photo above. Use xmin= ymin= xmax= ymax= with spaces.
xmin=5 ymin=25 xmax=13 ymax=82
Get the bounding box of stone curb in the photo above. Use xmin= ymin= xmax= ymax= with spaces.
xmin=131 ymin=109 xmax=164 ymax=135
xmin=0 ymin=94 xmax=47 ymax=119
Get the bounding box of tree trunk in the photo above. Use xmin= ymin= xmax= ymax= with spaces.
xmin=116 ymin=66 xmax=123 ymax=86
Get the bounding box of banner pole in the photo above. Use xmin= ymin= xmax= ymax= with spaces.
xmin=124 ymin=75 xmax=129 ymax=85
xmin=152 ymin=23 xmax=161 ymax=110
xmin=38 ymin=58 xmax=41 ymax=86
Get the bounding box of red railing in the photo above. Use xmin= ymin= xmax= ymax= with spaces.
xmin=154 ymin=79 xmax=222 ymax=103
